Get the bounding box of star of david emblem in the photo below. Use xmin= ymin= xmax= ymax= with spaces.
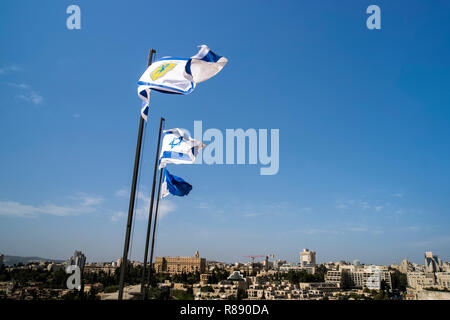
xmin=169 ymin=137 xmax=183 ymax=149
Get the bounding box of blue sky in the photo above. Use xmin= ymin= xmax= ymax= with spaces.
xmin=1 ymin=0 xmax=450 ymax=265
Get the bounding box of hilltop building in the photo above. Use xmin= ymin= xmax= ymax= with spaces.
xmin=300 ymin=249 xmax=316 ymax=267
xmin=425 ymin=251 xmax=443 ymax=273
xmin=67 ymin=250 xmax=86 ymax=271
xmin=406 ymin=252 xmax=450 ymax=294
xmin=154 ymin=251 xmax=206 ymax=275
xmin=325 ymin=265 xmax=392 ymax=290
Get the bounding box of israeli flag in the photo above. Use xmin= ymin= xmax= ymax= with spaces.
xmin=159 ymin=128 xmax=205 ymax=168
xmin=161 ymin=169 xmax=193 ymax=199
xmin=137 ymin=45 xmax=227 ymax=120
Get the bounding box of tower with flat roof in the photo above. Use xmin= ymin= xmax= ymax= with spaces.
xmin=300 ymin=248 xmax=316 ymax=267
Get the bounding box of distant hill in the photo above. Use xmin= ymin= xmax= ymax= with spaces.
xmin=1 ymin=255 xmax=64 ymax=266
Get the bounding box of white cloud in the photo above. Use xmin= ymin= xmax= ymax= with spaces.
xmin=111 ymin=211 xmax=125 ymax=222
xmin=0 ymin=65 xmax=21 ymax=75
xmin=115 ymin=188 xmax=128 ymax=198
xmin=134 ymin=200 xmax=176 ymax=220
xmin=407 ymin=235 xmax=450 ymax=248
xmin=137 ymin=190 xmax=150 ymax=203
xmin=2 ymin=74 xmax=44 ymax=105
xmin=336 ymin=199 xmax=370 ymax=210
xmin=17 ymin=91 xmax=43 ymax=105
xmin=244 ymin=213 xmax=260 ymax=217
xmin=0 ymin=194 xmax=102 ymax=218
xmin=121 ymin=189 xmax=177 ymax=220
xmin=291 ymin=225 xmax=384 ymax=236
xmin=197 ymin=202 xmax=209 ymax=209
xmin=346 ymin=226 xmax=368 ymax=232
xmin=37 ymin=203 xmax=94 ymax=216
xmin=0 ymin=200 xmax=94 ymax=218
xmin=68 ymin=194 xmax=103 ymax=206
xmin=360 ymin=201 xmax=370 ymax=210
xmin=336 ymin=203 xmax=348 ymax=209
xmin=292 ymin=228 xmax=340 ymax=235
xmin=0 ymin=201 xmax=41 ymax=218
xmin=158 ymin=200 xmax=176 ymax=219
xmin=80 ymin=196 xmax=103 ymax=206
xmin=0 ymin=186 xmax=178 ymax=221
xmin=7 ymin=82 xmax=30 ymax=89
xmin=269 ymin=202 xmax=291 ymax=210
xmin=336 ymin=198 xmax=385 ymax=211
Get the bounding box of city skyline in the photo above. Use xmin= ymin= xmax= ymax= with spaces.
xmin=1 ymin=1 xmax=450 ymax=266
xmin=2 ymin=247 xmax=448 ymax=300
xmin=0 ymin=247 xmax=448 ymax=268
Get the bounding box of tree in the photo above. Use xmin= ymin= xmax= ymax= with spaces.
xmin=373 ymin=289 xmax=386 ymax=300
xmin=208 ymin=267 xmax=229 ymax=284
xmin=201 ymin=286 xmax=214 ymax=293
xmin=237 ymin=288 xmax=247 ymax=300
xmin=314 ymin=264 xmax=327 ymax=282
xmin=380 ymin=279 xmax=388 ymax=293
xmin=86 ymin=288 xmax=99 ymax=300
xmin=171 ymin=288 xmax=194 ymax=300
xmin=391 ymin=270 xmax=407 ymax=292
xmin=104 ymin=285 xmax=119 ymax=293
xmin=147 ymin=287 xmax=162 ymax=299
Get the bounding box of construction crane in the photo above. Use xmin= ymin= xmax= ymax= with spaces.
xmin=243 ymin=255 xmax=266 ymax=264
xmin=243 ymin=254 xmax=275 ymax=265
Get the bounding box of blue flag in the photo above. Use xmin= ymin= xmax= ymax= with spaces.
xmin=161 ymin=169 xmax=192 ymax=198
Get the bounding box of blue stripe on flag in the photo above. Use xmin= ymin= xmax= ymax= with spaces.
xmin=161 ymin=151 xmax=191 ymax=162
xmin=157 ymin=57 xmax=190 ymax=61
xmin=185 ymin=60 xmax=192 ymax=76
xmin=137 ymin=81 xmax=194 ymax=94
xmin=201 ymin=50 xmax=222 ymax=63
xmin=141 ymin=104 xmax=149 ymax=121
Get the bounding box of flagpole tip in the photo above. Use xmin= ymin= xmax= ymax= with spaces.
xmin=148 ymin=49 xmax=156 ymax=66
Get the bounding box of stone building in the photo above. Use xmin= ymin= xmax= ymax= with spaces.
xmin=300 ymin=249 xmax=316 ymax=267
xmin=325 ymin=265 xmax=392 ymax=290
xmin=154 ymin=251 xmax=206 ymax=275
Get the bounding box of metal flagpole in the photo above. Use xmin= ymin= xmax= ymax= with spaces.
xmin=141 ymin=116 xmax=165 ymax=299
xmin=118 ymin=48 xmax=156 ymax=300
xmin=147 ymin=166 xmax=165 ymax=290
